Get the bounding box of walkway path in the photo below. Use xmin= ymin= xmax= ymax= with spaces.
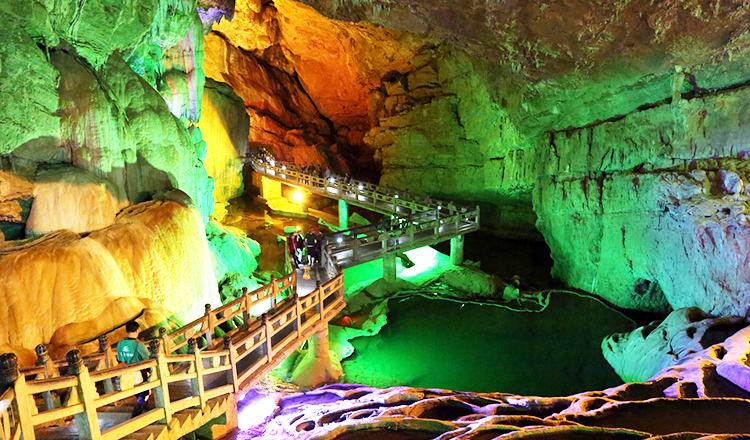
xmin=245 ymin=156 xmax=480 ymax=273
xmin=0 ymin=272 xmax=345 ymax=440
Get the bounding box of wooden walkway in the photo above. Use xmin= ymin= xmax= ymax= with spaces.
xmin=246 ymin=157 xmax=480 ymax=269
xmin=0 ymin=272 xmax=345 ymax=440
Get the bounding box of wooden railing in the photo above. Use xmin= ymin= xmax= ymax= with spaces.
xmin=162 ymin=272 xmax=297 ymax=354
xmin=245 ymin=156 xmax=471 ymax=216
xmin=323 ymin=206 xmax=479 ymax=268
xmin=246 ymin=156 xmax=481 ymax=268
xmin=0 ymin=272 xmax=346 ymax=440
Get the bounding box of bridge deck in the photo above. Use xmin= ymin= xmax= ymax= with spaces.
xmin=247 ymin=158 xmax=480 ymax=269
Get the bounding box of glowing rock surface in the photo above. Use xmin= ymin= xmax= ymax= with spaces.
xmin=0 ymin=200 xmax=220 ymax=350
xmin=25 ymin=166 xmax=129 ymax=237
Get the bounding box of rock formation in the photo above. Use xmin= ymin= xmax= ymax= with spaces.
xmin=0 ymin=199 xmax=220 ymax=353
xmin=252 ymin=316 xmax=750 ymax=438
xmin=603 ymin=307 xmax=749 ymax=383
xmin=203 ymin=0 xmax=426 ymax=173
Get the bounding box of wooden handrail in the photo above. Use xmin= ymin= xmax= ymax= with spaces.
xmin=0 ymin=271 xmax=346 ymax=440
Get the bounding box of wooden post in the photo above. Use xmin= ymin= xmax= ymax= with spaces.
xmin=187 ymin=339 xmax=206 ymax=409
xmin=205 ymin=304 xmax=214 ymax=347
xmin=159 ymin=327 xmax=169 ymax=356
xmin=68 ymin=350 xmax=101 ymax=440
xmin=293 ymin=294 xmax=302 ymax=339
xmin=316 ymin=281 xmax=324 ymax=320
xmin=242 ymin=287 xmax=250 ymax=323
xmin=149 ymin=340 xmax=172 ymax=425
xmin=223 ymin=336 xmax=238 ymax=393
xmin=262 ymin=314 xmax=273 ymax=364
xmin=270 ymin=275 xmax=277 ymax=309
xmin=35 ymin=344 xmax=56 ymax=411
xmin=434 ymin=207 xmax=440 ymax=236
xmin=98 ymin=336 xmax=115 ymax=395
xmin=1 ymin=353 xmax=35 ymax=440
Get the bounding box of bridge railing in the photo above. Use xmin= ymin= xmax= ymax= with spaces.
xmin=0 ymin=272 xmax=346 ymax=440
xmin=324 ymin=207 xmax=480 ymax=267
xmin=162 ymin=272 xmax=297 ymax=354
xmin=0 ymin=387 xmax=18 ymax=440
xmin=247 ymin=157 xmax=465 ymax=215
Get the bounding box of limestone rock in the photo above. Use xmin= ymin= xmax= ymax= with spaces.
xmin=533 ymin=85 xmax=750 ymax=314
xmin=196 ymin=80 xmax=250 ymax=220
xmin=0 ymin=200 xmax=220 ymax=349
xmin=438 ymin=265 xmax=500 ymax=298
xmin=26 ymin=166 xmax=129 ymax=237
xmin=53 ymin=50 xmax=214 ymax=221
xmin=206 ymin=221 xmax=261 ymax=284
xmin=0 ymin=20 xmax=60 ymax=155
xmin=603 ymin=308 xmax=749 ymax=383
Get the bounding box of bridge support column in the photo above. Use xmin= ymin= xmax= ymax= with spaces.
xmin=383 ymin=253 xmax=397 ymax=282
xmin=258 ymin=176 xmax=282 ymax=200
xmin=450 ymin=235 xmax=464 ymax=265
xmin=338 ymin=199 xmax=348 ymax=229
xmin=291 ymin=326 xmax=342 ymax=388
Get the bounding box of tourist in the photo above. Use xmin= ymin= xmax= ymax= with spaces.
xmin=288 ymin=232 xmax=300 ymax=269
xmin=305 ymin=227 xmax=322 ymax=266
xmin=116 ymin=321 xmax=151 ymax=417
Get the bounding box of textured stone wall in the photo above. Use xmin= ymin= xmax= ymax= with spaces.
xmin=0 ymin=200 xmax=220 ymax=349
xmin=535 ymin=87 xmax=750 ymax=314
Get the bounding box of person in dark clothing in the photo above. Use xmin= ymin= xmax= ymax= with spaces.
xmin=305 ymin=227 xmax=321 ymax=266
xmin=117 ymin=321 xmax=150 ymax=417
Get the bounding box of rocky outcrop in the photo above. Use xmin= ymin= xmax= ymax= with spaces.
xmin=52 ymin=50 xmax=214 ymax=220
xmin=203 ymin=0 xmax=426 ymax=172
xmin=25 ymin=166 xmax=129 ymax=237
xmin=535 ymin=87 xmax=750 ymax=314
xmin=0 ymin=171 xmax=33 ymax=239
xmin=251 ymin=316 xmax=750 ymax=438
xmin=603 ymin=308 xmax=749 ymax=383
xmin=366 ymin=46 xmax=536 ymax=237
xmin=196 ymin=80 xmax=250 ymax=220
xmin=0 ymin=199 xmax=220 ymax=350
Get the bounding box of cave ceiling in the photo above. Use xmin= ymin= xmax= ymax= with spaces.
xmin=278 ymin=0 xmax=750 ymax=133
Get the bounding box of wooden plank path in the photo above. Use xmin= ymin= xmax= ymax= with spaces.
xmin=246 ymin=157 xmax=481 ymax=269
xmin=0 ymin=272 xmax=346 ymax=440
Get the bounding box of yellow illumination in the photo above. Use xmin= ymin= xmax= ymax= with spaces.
xmin=292 ymin=191 xmax=303 ymax=203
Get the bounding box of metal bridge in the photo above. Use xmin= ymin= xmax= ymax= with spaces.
xmin=246 ymin=157 xmax=480 ymax=278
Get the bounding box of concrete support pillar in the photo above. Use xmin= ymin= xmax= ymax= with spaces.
xmin=338 ymin=199 xmax=348 ymax=229
xmin=450 ymin=235 xmax=464 ymax=265
xmin=259 ymin=176 xmax=282 ymax=200
xmin=383 ymin=253 xmax=397 ymax=282
xmin=290 ymin=326 xmax=342 ymax=388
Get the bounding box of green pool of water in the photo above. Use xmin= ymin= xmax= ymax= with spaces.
xmin=342 ymin=293 xmax=634 ymax=396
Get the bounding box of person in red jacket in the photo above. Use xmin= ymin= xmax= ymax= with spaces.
xmin=289 ymin=231 xmax=305 ymax=268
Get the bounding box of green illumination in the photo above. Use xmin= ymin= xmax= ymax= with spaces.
xmin=343 ymin=293 xmax=633 ymax=395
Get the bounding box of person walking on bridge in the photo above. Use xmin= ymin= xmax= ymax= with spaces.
xmin=117 ymin=321 xmax=151 ymax=417
xmin=306 ymin=227 xmax=322 ymax=267
xmin=288 ymin=230 xmax=304 ymax=269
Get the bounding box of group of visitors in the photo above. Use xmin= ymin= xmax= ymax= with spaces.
xmin=288 ymin=227 xmax=324 ymax=269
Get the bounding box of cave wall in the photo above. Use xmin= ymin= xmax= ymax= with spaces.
xmin=266 ymin=0 xmax=750 ymax=313
xmin=0 ymin=0 xmax=260 ymax=351
xmin=202 ymin=0 xmax=426 ymax=175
